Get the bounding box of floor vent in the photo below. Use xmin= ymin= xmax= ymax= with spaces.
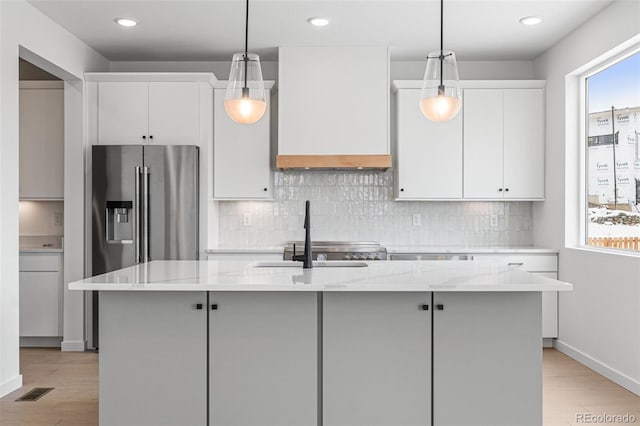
xmin=15 ymin=387 xmax=54 ymax=402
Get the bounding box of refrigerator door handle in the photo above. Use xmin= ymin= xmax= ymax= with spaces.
xmin=142 ymin=166 xmax=150 ymax=262
xmin=134 ymin=166 xmax=142 ymax=263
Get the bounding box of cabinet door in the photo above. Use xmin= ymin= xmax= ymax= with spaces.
xmin=503 ymin=89 xmax=545 ymax=199
xmin=19 ymin=87 xmax=64 ymax=198
xmin=463 ymin=89 xmax=504 ymax=198
xmin=148 ymin=82 xmax=200 ymax=145
xmin=213 ymin=88 xmax=271 ymax=199
xmin=209 ymin=292 xmax=317 ymax=426
xmin=278 ymin=46 xmax=389 ymax=155
xmin=99 ymin=291 xmax=207 ymax=426
xmin=396 ymin=89 xmax=462 ymax=199
xmin=19 ymin=271 xmax=60 ymax=336
xmin=323 ymin=292 xmax=431 ymax=426
xmin=98 ymin=82 xmax=149 ymax=144
xmin=433 ymin=292 xmax=542 ymax=426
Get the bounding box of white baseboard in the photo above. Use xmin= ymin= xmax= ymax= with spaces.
xmin=543 ymin=338 xmax=554 ymax=348
xmin=554 ymin=339 xmax=640 ymax=396
xmin=0 ymin=374 xmax=23 ymax=398
xmin=61 ymin=339 xmax=86 ymax=352
xmin=20 ymin=337 xmax=62 ymax=348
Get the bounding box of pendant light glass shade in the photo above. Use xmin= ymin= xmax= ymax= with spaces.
xmin=225 ymin=53 xmax=266 ymax=124
xmin=420 ymin=50 xmax=462 ymax=122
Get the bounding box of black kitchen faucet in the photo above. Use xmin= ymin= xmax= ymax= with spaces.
xmin=292 ymin=200 xmax=313 ymax=269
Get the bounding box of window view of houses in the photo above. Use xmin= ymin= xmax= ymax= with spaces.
xmin=587 ymin=51 xmax=640 ymax=252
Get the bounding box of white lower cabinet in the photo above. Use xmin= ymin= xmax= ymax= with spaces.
xmin=472 ymin=253 xmax=559 ymax=338
xmin=209 ymin=292 xmax=318 ymax=426
xmin=433 ymin=292 xmax=542 ymax=426
xmin=323 ymin=292 xmax=431 ymax=426
xmin=100 ymin=291 xmax=208 ymax=426
xmin=99 ymin=290 xmax=543 ymax=426
xmin=19 ymin=252 xmax=63 ymax=338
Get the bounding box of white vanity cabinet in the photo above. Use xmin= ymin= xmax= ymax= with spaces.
xmin=393 ymin=85 xmax=463 ymax=199
xmin=19 ymin=252 xmax=63 ymax=340
xmin=86 ymin=73 xmax=215 ymax=146
xmin=19 ymin=82 xmax=64 ymax=199
xmin=212 ymin=83 xmax=274 ymax=200
xmin=463 ymin=86 xmax=545 ymax=200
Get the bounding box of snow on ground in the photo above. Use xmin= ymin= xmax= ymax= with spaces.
xmin=588 ymin=207 xmax=640 ymax=238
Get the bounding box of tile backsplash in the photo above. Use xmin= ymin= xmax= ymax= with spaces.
xmin=217 ymin=171 xmax=533 ymax=247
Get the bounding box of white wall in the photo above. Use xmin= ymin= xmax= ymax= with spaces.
xmin=0 ymin=0 xmax=108 ymax=397
xmin=110 ymin=59 xmax=534 ymax=82
xmin=533 ymin=0 xmax=640 ymax=395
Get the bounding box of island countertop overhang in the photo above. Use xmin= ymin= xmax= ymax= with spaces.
xmin=69 ymin=260 xmax=573 ymax=292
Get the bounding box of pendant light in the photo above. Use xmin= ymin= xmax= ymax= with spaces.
xmin=420 ymin=0 xmax=462 ymax=122
xmin=224 ymin=0 xmax=266 ymax=125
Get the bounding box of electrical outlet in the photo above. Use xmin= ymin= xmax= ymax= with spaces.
xmin=490 ymin=215 xmax=498 ymax=228
xmin=54 ymin=211 xmax=63 ymax=227
xmin=243 ymin=212 xmax=251 ymax=227
xmin=412 ymin=213 xmax=422 ymax=226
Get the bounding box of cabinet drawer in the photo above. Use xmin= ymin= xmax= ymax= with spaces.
xmin=19 ymin=254 xmax=62 ymax=272
xmin=471 ymin=254 xmax=557 ymax=272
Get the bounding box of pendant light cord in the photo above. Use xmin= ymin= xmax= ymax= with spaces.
xmin=439 ymin=0 xmax=444 ymax=93
xmin=243 ymin=0 xmax=249 ymax=93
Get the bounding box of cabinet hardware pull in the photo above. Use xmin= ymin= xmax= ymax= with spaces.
xmin=142 ymin=135 xmax=146 ymax=140
xmin=195 ymin=303 xmax=203 ymax=310
xmin=498 ymin=188 xmax=503 ymax=192
xmin=436 ymin=304 xmax=444 ymax=310
xmin=263 ymin=188 xmax=268 ymax=191
xmin=149 ymin=135 xmax=153 ymax=140
xmin=400 ymin=188 xmax=405 ymax=192
xmin=211 ymin=304 xmax=218 ymax=310
xmin=508 ymin=262 xmax=524 ymax=266
xmin=505 ymin=188 xmax=509 ymax=192
xmin=421 ymin=304 xmax=429 ymax=311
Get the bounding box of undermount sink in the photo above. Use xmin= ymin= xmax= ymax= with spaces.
xmin=251 ymin=260 xmax=368 ymax=268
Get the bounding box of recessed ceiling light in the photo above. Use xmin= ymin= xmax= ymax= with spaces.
xmin=115 ymin=18 xmax=139 ymax=27
xmin=307 ymin=17 xmax=330 ymax=27
xmin=519 ymin=16 xmax=542 ymax=26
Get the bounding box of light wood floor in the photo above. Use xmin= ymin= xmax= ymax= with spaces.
xmin=1 ymin=348 xmax=638 ymax=425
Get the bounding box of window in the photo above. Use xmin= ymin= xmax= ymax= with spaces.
xmin=585 ymin=51 xmax=640 ymax=252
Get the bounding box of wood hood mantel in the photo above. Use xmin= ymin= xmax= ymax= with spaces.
xmin=276 ymin=154 xmax=392 ymax=170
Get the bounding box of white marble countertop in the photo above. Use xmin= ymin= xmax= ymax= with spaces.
xmin=69 ymin=260 xmax=572 ymax=292
xmin=19 ymin=248 xmax=64 ymax=253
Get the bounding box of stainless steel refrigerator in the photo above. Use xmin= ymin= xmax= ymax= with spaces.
xmin=91 ymin=145 xmax=199 ymax=347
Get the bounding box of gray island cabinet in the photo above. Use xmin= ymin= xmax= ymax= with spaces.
xmin=72 ymin=260 xmax=571 ymax=426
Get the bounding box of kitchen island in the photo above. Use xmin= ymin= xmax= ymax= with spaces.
xmin=70 ymin=260 xmax=572 ymax=426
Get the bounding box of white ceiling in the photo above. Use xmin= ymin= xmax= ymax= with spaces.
xmin=28 ymin=0 xmax=614 ymax=62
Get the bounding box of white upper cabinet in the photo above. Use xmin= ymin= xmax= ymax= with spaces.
xmin=278 ymin=46 xmax=389 ymax=156
xmin=503 ymin=89 xmax=545 ymax=199
xmin=463 ymin=84 xmax=545 ymax=200
xmin=463 ymin=89 xmax=504 ymax=198
xmin=19 ymin=82 xmax=64 ymax=199
xmin=395 ymin=87 xmax=463 ymax=199
xmin=148 ymin=82 xmax=200 ymax=145
xmin=213 ymin=84 xmax=273 ymax=200
xmin=89 ymin=73 xmax=215 ymax=146
xmin=98 ymin=82 xmax=149 ymax=145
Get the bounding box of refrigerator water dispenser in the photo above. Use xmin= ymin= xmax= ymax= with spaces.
xmin=106 ymin=201 xmax=133 ymax=244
